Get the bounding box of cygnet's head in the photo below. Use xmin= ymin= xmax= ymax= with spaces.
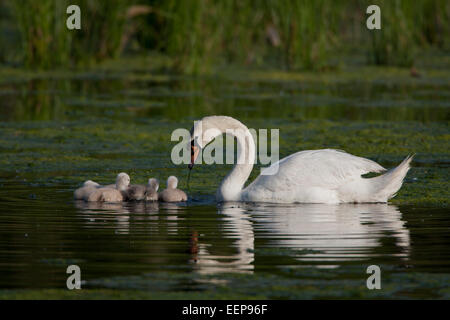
xmin=167 ymin=176 xmax=178 ymax=189
xmin=83 ymin=180 xmax=99 ymax=187
xmin=116 ymin=172 xmax=130 ymax=191
xmin=147 ymin=178 xmax=159 ymax=192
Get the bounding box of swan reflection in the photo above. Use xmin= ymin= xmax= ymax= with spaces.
xmin=74 ymin=200 xmax=410 ymax=274
xmin=192 ymin=203 xmax=410 ymax=274
xmin=191 ymin=204 xmax=255 ymax=274
xmin=222 ymin=203 xmax=409 ymax=267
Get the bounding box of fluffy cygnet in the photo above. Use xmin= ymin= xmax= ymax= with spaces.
xmin=87 ymin=188 xmax=124 ymax=202
xmin=126 ymin=178 xmax=159 ymax=201
xmin=84 ymin=180 xmax=99 ymax=187
xmin=74 ymin=180 xmax=100 ymax=200
xmin=87 ymin=172 xmax=130 ymax=202
xmin=145 ymin=178 xmax=159 ymax=201
xmin=159 ymin=176 xmax=188 ymax=202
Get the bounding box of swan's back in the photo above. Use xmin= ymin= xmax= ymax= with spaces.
xmin=243 ymin=149 xmax=386 ymax=203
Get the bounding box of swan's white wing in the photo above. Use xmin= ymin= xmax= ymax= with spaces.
xmin=244 ymin=149 xmax=385 ymax=199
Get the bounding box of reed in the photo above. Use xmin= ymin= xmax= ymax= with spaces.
xmin=362 ymin=0 xmax=450 ymax=67
xmin=12 ymin=0 xmax=65 ymax=68
xmin=413 ymin=0 xmax=449 ymax=47
xmin=6 ymin=0 xmax=450 ymax=71
xmin=71 ymin=0 xmax=127 ymax=64
xmin=161 ymin=0 xmax=345 ymax=73
xmin=267 ymin=0 xmax=346 ymax=70
xmin=12 ymin=0 xmax=127 ymax=68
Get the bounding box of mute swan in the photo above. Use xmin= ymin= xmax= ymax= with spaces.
xmin=188 ymin=116 xmax=413 ymax=203
xmin=126 ymin=178 xmax=159 ymax=201
xmin=74 ymin=180 xmax=100 ymax=200
xmin=159 ymin=176 xmax=188 ymax=202
xmin=87 ymin=172 xmax=130 ymax=202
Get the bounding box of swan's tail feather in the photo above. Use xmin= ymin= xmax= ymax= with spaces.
xmin=371 ymin=154 xmax=414 ymax=201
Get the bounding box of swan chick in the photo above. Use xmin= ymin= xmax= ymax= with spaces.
xmin=74 ymin=180 xmax=100 ymax=200
xmin=87 ymin=172 xmax=130 ymax=202
xmin=87 ymin=188 xmax=124 ymax=202
xmin=83 ymin=180 xmax=100 ymax=187
xmin=126 ymin=178 xmax=159 ymax=201
xmin=145 ymin=178 xmax=159 ymax=201
xmin=115 ymin=172 xmax=130 ymax=191
xmin=159 ymin=176 xmax=188 ymax=202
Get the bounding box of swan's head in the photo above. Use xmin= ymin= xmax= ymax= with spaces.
xmin=188 ymin=116 xmax=226 ymax=169
xmin=167 ymin=176 xmax=178 ymax=189
xmin=116 ymin=172 xmax=130 ymax=191
xmin=147 ymin=178 xmax=159 ymax=192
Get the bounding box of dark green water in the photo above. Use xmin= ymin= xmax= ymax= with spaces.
xmin=0 ymin=55 xmax=449 ymax=299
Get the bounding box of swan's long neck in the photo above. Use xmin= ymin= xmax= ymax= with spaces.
xmin=213 ymin=118 xmax=255 ymax=201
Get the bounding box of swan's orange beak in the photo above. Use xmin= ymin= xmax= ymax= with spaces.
xmin=188 ymin=144 xmax=199 ymax=170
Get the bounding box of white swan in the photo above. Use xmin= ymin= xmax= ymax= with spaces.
xmin=188 ymin=116 xmax=413 ymax=203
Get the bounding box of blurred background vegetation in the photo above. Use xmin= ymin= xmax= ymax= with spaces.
xmin=0 ymin=0 xmax=449 ymax=73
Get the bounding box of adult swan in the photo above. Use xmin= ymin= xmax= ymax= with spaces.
xmin=188 ymin=116 xmax=413 ymax=204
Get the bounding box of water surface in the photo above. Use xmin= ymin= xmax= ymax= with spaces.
xmin=0 ymin=55 xmax=449 ymax=299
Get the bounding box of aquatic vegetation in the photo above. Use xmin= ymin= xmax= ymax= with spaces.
xmin=0 ymin=51 xmax=448 ymax=205
xmin=0 ymin=116 xmax=447 ymax=206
